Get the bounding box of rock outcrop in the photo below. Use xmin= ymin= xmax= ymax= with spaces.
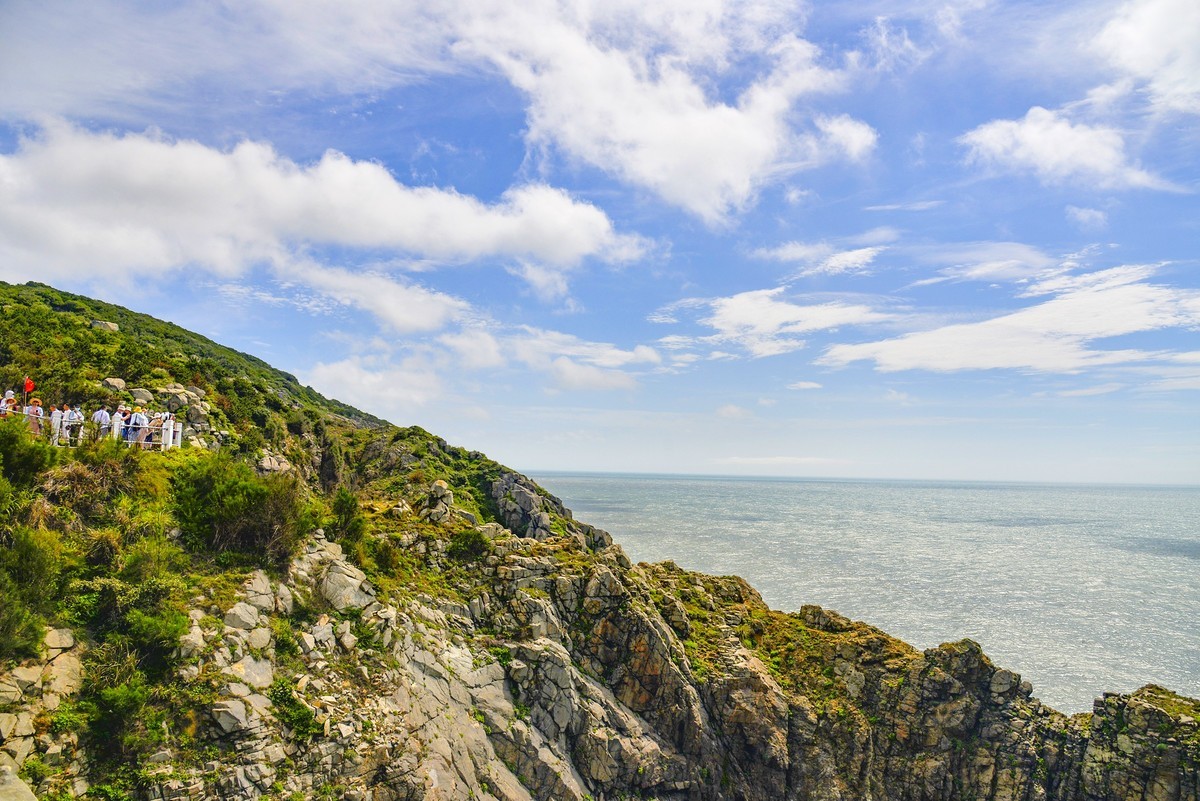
xmin=2 ymin=477 xmax=1196 ymax=801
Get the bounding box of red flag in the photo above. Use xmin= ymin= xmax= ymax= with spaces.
xmin=23 ymin=376 xmax=34 ymax=393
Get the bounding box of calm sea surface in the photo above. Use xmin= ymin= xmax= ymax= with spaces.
xmin=532 ymin=473 xmax=1200 ymax=713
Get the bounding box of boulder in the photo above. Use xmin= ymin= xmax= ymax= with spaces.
xmin=211 ymin=699 xmax=250 ymax=735
xmin=165 ymin=392 xmax=190 ymax=412
xmin=45 ymin=653 xmax=83 ymax=696
xmin=186 ymin=404 xmax=208 ymax=424
xmin=224 ymin=656 xmax=273 ymax=690
xmin=320 ymin=562 xmax=373 ymax=611
xmin=0 ymin=765 xmax=37 ymax=801
xmin=224 ymin=602 xmax=260 ymax=631
xmin=242 ymin=571 xmax=274 ymax=613
xmin=89 ymin=320 xmax=119 ymax=332
xmin=129 ymin=387 xmax=155 ymax=405
xmin=101 ymin=377 xmax=126 ymax=392
xmin=186 ymin=386 xmax=207 ymax=399
xmin=43 ymin=628 xmax=74 ymax=651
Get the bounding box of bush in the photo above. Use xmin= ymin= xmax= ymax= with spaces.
xmin=447 ymin=528 xmax=491 ymax=562
xmin=0 ymin=571 xmax=43 ymax=661
xmin=0 ymin=416 xmax=59 ymax=488
xmin=172 ymin=453 xmax=312 ymax=562
xmin=0 ymin=526 xmax=67 ymax=613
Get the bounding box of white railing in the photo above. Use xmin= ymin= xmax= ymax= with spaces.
xmin=2 ymin=407 xmax=186 ymax=450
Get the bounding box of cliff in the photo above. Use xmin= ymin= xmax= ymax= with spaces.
xmin=0 ymin=282 xmax=1196 ymax=801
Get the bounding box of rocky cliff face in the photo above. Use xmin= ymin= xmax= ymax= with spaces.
xmin=3 ymin=472 xmax=1197 ymax=801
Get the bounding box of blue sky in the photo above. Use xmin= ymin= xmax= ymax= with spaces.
xmin=1 ymin=0 xmax=1197 ymax=483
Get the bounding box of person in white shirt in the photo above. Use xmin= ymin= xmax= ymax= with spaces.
xmin=130 ymin=407 xmax=149 ymax=446
xmin=111 ymin=406 xmax=126 ymax=441
xmin=50 ymin=404 xmax=64 ymax=445
xmin=91 ymin=405 xmax=112 ymax=438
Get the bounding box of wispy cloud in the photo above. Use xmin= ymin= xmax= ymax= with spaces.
xmin=821 ymin=265 xmax=1200 ymax=374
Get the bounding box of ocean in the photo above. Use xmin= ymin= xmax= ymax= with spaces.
xmin=532 ymin=473 xmax=1200 ymax=714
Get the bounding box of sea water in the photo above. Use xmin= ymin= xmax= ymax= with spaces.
xmin=532 ymin=473 xmax=1200 ymax=713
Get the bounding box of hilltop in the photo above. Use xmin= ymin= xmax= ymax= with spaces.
xmin=0 ymin=281 xmax=1197 ymax=801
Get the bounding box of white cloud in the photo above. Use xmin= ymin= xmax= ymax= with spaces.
xmin=812 ymin=246 xmax=887 ymax=275
xmin=1066 ymin=205 xmax=1109 ymax=230
xmin=864 ymin=200 xmax=944 ymax=211
xmin=304 ymin=354 xmax=444 ymax=412
xmin=1094 ymin=0 xmax=1200 ymax=114
xmin=1058 ymin=383 xmax=1125 ymax=397
xmin=716 ymin=404 xmax=752 ymax=419
xmin=959 ymin=106 xmax=1170 ymax=189
xmin=285 ymin=262 xmax=470 ymax=333
xmin=0 ymin=122 xmax=638 ymax=293
xmin=908 ymin=241 xmax=1062 ymax=286
xmin=703 ymin=288 xmax=892 ymax=357
xmin=507 ymin=326 xmax=660 ymax=391
xmin=439 ymin=329 xmax=507 ymax=369
xmin=754 ymin=240 xmax=887 ymax=276
xmin=787 ymin=381 xmax=823 ymax=390
xmin=0 ymin=2 xmax=876 ymax=222
xmin=820 ymin=265 xmax=1200 ymax=373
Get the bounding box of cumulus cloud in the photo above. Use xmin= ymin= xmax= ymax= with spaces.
xmin=787 ymin=381 xmax=823 ymax=390
xmin=716 ymin=404 xmax=752 ymax=419
xmin=0 ymin=122 xmax=638 ymax=293
xmin=0 ymin=1 xmax=875 ymax=223
xmin=1094 ymin=0 xmax=1200 ymax=114
xmin=820 ymin=265 xmax=1200 ymax=373
xmin=959 ymin=106 xmax=1170 ymax=189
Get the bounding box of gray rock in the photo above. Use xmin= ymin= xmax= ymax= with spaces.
xmin=9 ymin=667 xmax=41 ymax=693
xmin=242 ymin=571 xmax=274 ymax=612
xmin=186 ymin=404 xmax=208 ymax=424
xmin=246 ymin=627 xmax=272 ymax=650
xmin=130 ymin=387 xmax=155 ymax=404
xmin=101 ymin=377 xmax=126 ymax=392
xmin=165 ymin=392 xmax=190 ymax=412
xmin=90 ymin=320 xmax=119 ymax=332
xmin=0 ymin=765 xmax=37 ymax=801
xmin=0 ymin=679 xmax=19 ymax=706
xmin=224 ymin=602 xmax=260 ymax=630
xmin=186 ymin=385 xmax=207 ymax=399
xmin=0 ymin=715 xmax=14 ymax=742
xmin=990 ymin=668 xmax=1020 ymax=695
xmin=274 ymin=583 xmax=294 ymax=616
xmin=224 ymin=656 xmax=273 ymax=690
xmin=320 ymin=562 xmax=373 ymax=611
xmin=45 ymin=653 xmax=83 ymax=695
xmin=43 ymin=628 xmax=74 ymax=651
xmin=211 ymin=700 xmax=250 ymax=735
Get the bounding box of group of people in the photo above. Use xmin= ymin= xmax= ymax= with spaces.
xmin=2 ymin=390 xmax=178 ymax=448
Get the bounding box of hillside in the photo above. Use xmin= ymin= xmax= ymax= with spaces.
xmin=0 ymin=281 xmax=1197 ymax=801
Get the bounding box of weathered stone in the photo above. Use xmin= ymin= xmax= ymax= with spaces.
xmin=8 ymin=667 xmax=40 ymax=694
xmin=320 ymin=561 xmax=373 ymax=611
xmin=0 ymin=765 xmax=37 ymax=801
xmin=211 ymin=700 xmax=250 ymax=735
xmin=90 ymin=320 xmax=119 ymax=332
xmin=224 ymin=656 xmax=273 ymax=690
xmin=45 ymin=653 xmax=83 ymax=696
xmin=130 ymin=387 xmax=155 ymax=404
xmin=274 ymin=583 xmax=294 ymax=616
xmin=246 ymin=627 xmax=272 ymax=650
xmin=242 ymin=571 xmax=274 ymax=612
xmin=43 ymin=628 xmax=74 ymax=651
xmin=224 ymin=602 xmax=260 ymax=630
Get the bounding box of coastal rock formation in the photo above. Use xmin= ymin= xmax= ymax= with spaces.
xmin=8 ymin=472 xmax=1194 ymax=800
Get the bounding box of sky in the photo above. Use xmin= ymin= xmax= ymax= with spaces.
xmin=0 ymin=0 xmax=1197 ymax=484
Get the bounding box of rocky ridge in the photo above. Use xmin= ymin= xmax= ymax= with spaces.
xmin=4 ymin=473 xmax=1197 ymax=801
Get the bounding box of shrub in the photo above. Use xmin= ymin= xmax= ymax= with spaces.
xmin=0 ymin=526 xmax=67 ymax=612
xmin=172 ymin=453 xmax=312 ymax=562
xmin=447 ymin=528 xmax=491 ymax=562
xmin=0 ymin=416 xmax=59 ymax=488
xmin=0 ymin=571 xmax=43 ymax=661
xmin=267 ymin=678 xmax=319 ymax=740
